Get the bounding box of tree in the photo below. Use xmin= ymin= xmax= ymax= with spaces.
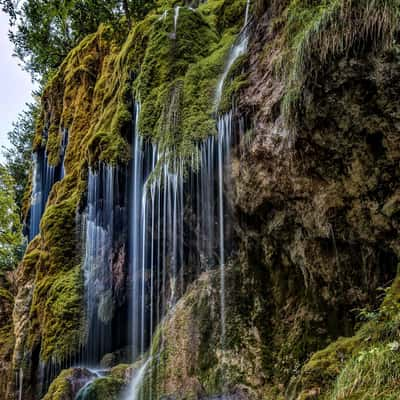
xmin=1 ymin=0 xmax=121 ymax=80
xmin=0 ymin=165 xmax=24 ymax=271
xmin=0 ymin=0 xmax=158 ymax=80
xmin=2 ymin=102 xmax=37 ymax=214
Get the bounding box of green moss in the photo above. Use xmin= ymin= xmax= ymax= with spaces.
xmin=329 ymin=344 xmax=400 ymax=400
xmin=25 ymin=195 xmax=83 ymax=361
xmin=42 ymin=368 xmax=75 ymax=400
xmin=110 ymin=364 xmax=131 ymax=381
xmin=181 ymin=32 xmax=236 ymax=140
xmin=296 ymin=335 xmax=362 ymax=394
xmin=218 ymin=52 xmax=248 ymax=114
xmin=198 ymin=0 xmax=248 ymax=33
xmin=136 ymin=6 xmax=219 ymax=151
xmin=294 ymin=270 xmax=400 ymax=398
xmin=76 ymin=377 xmax=125 ymax=400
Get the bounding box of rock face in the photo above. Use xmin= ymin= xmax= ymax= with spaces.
xmin=2 ymin=1 xmax=400 ymax=399
xmin=233 ymin=0 xmax=400 ymax=396
xmin=140 ymin=269 xmax=267 ymax=399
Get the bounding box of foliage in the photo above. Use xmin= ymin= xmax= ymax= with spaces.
xmin=330 ymin=344 xmax=400 ymax=400
xmin=2 ymin=102 xmax=37 ymax=214
xmin=294 ymin=272 xmax=400 ymax=399
xmin=0 ymin=165 xmax=24 ymax=271
xmin=0 ymin=0 xmax=157 ymax=81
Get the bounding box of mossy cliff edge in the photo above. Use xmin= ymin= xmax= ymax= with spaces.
xmin=2 ymin=0 xmax=400 ymax=399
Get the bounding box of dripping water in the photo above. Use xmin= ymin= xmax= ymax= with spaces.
xmin=174 ymin=6 xmax=180 ymax=35
xmin=125 ymin=358 xmax=151 ymax=400
xmin=244 ymin=0 xmax=251 ymax=26
xmin=60 ymin=128 xmax=69 ymax=178
xmin=214 ymin=32 xmax=249 ymax=108
xmin=18 ymin=368 xmax=23 ymax=400
xmin=28 ymin=129 xmax=69 ymax=241
xmin=81 ymin=166 xmax=115 ymax=365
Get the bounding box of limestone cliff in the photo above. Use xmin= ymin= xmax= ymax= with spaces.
xmin=1 ymin=1 xmax=400 ymax=400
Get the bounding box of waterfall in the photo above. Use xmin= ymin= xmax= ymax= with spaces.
xmin=129 ymin=104 xmax=186 ymax=359
xmin=29 ymin=149 xmax=57 ymax=241
xmin=217 ymin=111 xmax=233 ymax=349
xmin=213 ymin=3 xmax=250 ymax=356
xmin=125 ymin=106 xmax=236 ymax=398
xmin=17 ymin=368 xmax=23 ymax=400
xmin=174 ymin=6 xmax=180 ymax=35
xmin=60 ymin=3 xmax=251 ymax=397
xmin=29 ymin=153 xmax=43 ymax=241
xmin=80 ymin=163 xmax=130 ymax=367
xmin=123 ymin=4 xmax=250 ymax=397
xmin=245 ymin=0 xmax=251 ymax=26
xmin=124 ymin=358 xmax=151 ymax=400
xmin=28 ymin=129 xmax=69 ymax=241
xmin=60 ymin=128 xmax=69 ymax=178
xmin=81 ymin=165 xmax=116 ymax=365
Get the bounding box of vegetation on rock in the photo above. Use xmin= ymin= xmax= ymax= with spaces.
xmin=0 ymin=0 xmax=399 ymax=399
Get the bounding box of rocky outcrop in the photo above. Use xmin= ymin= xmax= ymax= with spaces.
xmin=2 ymin=1 xmax=400 ymax=399
xmin=43 ymin=368 xmax=97 ymax=400
xmin=233 ymin=0 xmax=400 ymax=397
xmin=140 ymin=269 xmax=267 ymax=399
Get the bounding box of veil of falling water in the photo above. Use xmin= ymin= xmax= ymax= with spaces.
xmin=31 ymin=3 xmax=251 ymax=398
xmin=124 ymin=3 xmax=251 ymax=398
xmin=29 ymin=128 xmax=69 ymax=241
xmin=81 ymin=165 xmax=116 ymax=364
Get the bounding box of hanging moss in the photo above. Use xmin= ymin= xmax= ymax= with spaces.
xmin=279 ymin=0 xmax=400 ymax=130
xmin=136 ymin=7 xmax=219 ymax=149
xmin=198 ymin=0 xmax=248 ymax=33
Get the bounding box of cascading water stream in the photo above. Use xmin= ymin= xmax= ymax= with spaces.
xmin=60 ymin=128 xmax=69 ymax=179
xmin=245 ymin=0 xmax=251 ymax=26
xmin=36 ymin=2 xmax=250 ymax=397
xmin=125 ymin=357 xmax=151 ymax=400
xmin=17 ymin=368 xmax=23 ymax=400
xmin=29 ymin=150 xmax=56 ymax=240
xmin=174 ymin=6 xmax=180 ymax=35
xmin=214 ymin=5 xmax=250 ymax=357
xmin=81 ymin=165 xmax=116 ymax=365
xmin=29 ymin=129 xmax=69 ymax=241
xmin=214 ymin=31 xmax=249 ymax=108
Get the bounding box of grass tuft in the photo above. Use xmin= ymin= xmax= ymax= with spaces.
xmin=280 ymin=0 xmax=400 ymax=131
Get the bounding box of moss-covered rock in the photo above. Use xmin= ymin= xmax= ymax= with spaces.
xmin=140 ymin=267 xmax=267 ymax=399
xmin=43 ymin=368 xmax=97 ymax=400
xmin=75 ymin=377 xmax=125 ymax=400
xmin=0 ymin=277 xmax=14 ymax=396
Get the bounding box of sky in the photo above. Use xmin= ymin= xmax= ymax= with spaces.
xmin=0 ymin=12 xmax=35 ymax=162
